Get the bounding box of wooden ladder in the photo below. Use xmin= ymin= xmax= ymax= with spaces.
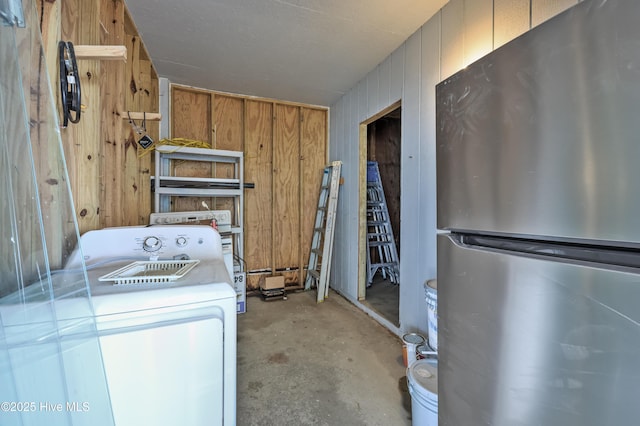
xmin=304 ymin=161 xmax=342 ymax=302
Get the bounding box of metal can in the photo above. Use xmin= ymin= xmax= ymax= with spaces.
xmin=402 ymin=333 xmax=425 ymax=367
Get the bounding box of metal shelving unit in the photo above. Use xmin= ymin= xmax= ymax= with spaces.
xmin=153 ymin=145 xmax=244 ymax=265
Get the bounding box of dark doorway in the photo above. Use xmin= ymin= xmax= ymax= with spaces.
xmin=362 ymin=106 xmax=401 ymax=326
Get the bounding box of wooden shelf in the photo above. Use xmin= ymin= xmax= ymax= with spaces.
xmin=73 ymin=45 xmax=127 ymax=61
xmin=121 ymin=111 xmax=161 ymax=121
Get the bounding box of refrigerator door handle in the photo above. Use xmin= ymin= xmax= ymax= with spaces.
xmin=453 ymin=233 xmax=640 ymax=270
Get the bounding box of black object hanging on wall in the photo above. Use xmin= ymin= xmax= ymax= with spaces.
xmin=58 ymin=41 xmax=81 ymax=127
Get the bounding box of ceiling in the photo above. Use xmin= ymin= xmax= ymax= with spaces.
xmin=125 ymin=0 xmax=448 ymax=107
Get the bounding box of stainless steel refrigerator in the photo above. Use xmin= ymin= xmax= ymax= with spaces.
xmin=436 ymin=0 xmax=640 ymax=424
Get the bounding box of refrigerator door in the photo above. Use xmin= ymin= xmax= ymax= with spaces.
xmin=436 ymin=0 xmax=640 ymax=244
xmin=437 ymin=234 xmax=640 ymax=426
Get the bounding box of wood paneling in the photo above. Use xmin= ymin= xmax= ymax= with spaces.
xmin=122 ymin=33 xmax=141 ymax=226
xmin=137 ymin=59 xmax=153 ymax=223
xmin=273 ymin=104 xmax=300 ymax=271
xmin=100 ymin=0 xmax=125 ymax=227
xmin=38 ymin=0 xmax=158 ymax=236
xmin=170 ymin=86 xmax=213 ymax=211
xmin=213 ymin=95 xmax=243 ymax=213
xmin=244 ymin=101 xmax=273 ymax=273
xmin=169 ymin=86 xmax=328 ymax=288
xmin=213 ymin=95 xmax=243 ymax=151
xmin=300 ymin=107 xmax=327 ymax=282
xmin=171 ymin=87 xmax=212 ymax=143
xmin=60 ymin=0 xmax=102 ymax=233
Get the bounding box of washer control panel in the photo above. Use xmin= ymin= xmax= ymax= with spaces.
xmin=136 ymin=232 xmax=210 ymax=259
xmin=69 ymin=225 xmax=224 ymax=267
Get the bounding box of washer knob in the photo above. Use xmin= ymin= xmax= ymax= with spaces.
xmin=143 ymin=236 xmax=162 ymax=252
xmin=176 ymin=236 xmax=188 ymax=247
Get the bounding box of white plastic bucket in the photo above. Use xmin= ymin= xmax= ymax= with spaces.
xmin=407 ymin=359 xmax=438 ymax=425
xmin=424 ymin=279 xmax=438 ymax=351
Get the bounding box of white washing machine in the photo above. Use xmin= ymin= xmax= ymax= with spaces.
xmin=1 ymin=225 xmax=236 ymax=426
xmin=68 ymin=225 xmax=237 ymax=426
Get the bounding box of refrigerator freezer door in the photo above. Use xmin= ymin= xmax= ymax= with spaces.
xmin=437 ymin=234 xmax=640 ymax=426
xmin=436 ymin=0 xmax=640 ymax=244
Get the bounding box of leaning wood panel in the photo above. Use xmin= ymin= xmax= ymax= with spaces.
xmin=100 ymin=0 xmax=125 ymax=228
xmin=300 ymin=108 xmax=327 ymax=282
xmin=244 ymin=100 xmax=273 ymax=277
xmin=273 ymin=104 xmax=300 ymax=271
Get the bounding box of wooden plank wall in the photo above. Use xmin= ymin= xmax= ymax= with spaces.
xmin=171 ymin=86 xmax=213 ymax=212
xmin=245 ymin=101 xmax=273 ymax=275
xmin=170 ymin=85 xmax=327 ymax=290
xmin=99 ymin=0 xmax=125 ymax=227
xmin=272 ymin=104 xmax=300 ymax=283
xmin=37 ymin=0 xmax=159 ymax=239
xmin=213 ymin=95 xmax=243 ymax=214
xmin=299 ymin=108 xmax=328 ymax=276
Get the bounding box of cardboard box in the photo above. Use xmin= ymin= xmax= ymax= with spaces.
xmin=233 ymin=272 xmax=246 ymax=314
xmin=259 ymin=274 xmax=285 ymax=290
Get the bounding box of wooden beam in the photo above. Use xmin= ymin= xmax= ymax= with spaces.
xmin=74 ymin=45 xmax=127 ymax=61
xmin=120 ymin=111 xmax=161 ymax=121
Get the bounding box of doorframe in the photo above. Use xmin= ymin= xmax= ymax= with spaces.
xmin=358 ymin=100 xmax=402 ymax=301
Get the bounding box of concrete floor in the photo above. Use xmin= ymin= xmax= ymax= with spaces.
xmin=362 ymin=276 xmax=400 ymax=327
xmin=237 ymin=289 xmax=412 ymax=426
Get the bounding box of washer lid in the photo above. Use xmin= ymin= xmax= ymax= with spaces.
xmin=407 ymin=359 xmax=438 ymax=395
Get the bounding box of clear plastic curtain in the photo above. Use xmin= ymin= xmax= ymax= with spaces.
xmin=0 ymin=1 xmax=114 ymax=424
